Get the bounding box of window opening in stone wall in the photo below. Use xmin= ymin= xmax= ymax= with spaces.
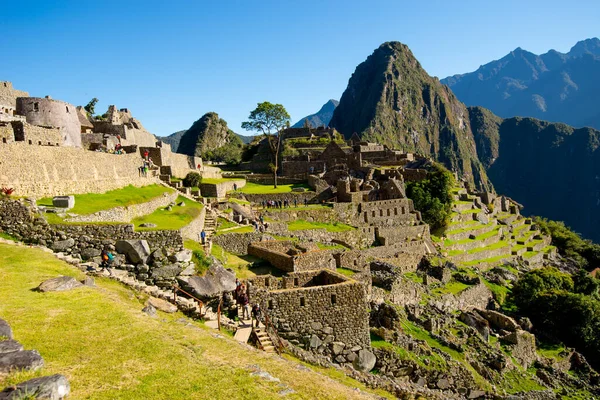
xmin=38 ymin=141 xmax=41 ymax=145
xmin=33 ymin=102 xmax=39 ymax=112
xmin=3 ymin=83 xmax=6 ymax=87
xmin=294 ymin=278 xmax=298 ymax=286
xmin=372 ymin=211 xmax=375 ymax=217
xmin=28 ymin=140 xmax=32 ymax=145
xmin=265 ymin=277 xmax=269 ymax=287
xmin=2 ymin=138 xmax=6 ymax=144
xmin=300 ymin=297 xmax=305 ymax=307
xmin=394 ymin=208 xmax=398 ymax=215
xmin=66 ymin=106 xmax=69 ymax=113
xmin=268 ymin=300 xmax=273 ymax=310
xmin=387 ymin=209 xmax=391 ymax=216
xmin=380 ymin=209 xmax=383 ymax=216
xmin=331 ymin=294 xmax=336 ymax=305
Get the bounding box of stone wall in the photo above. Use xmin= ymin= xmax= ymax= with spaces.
xmin=247 ymin=241 xmax=336 ymax=272
xmin=16 ymin=97 xmax=82 ymax=148
xmin=0 ymin=121 xmax=63 ymax=146
xmin=200 ymin=179 xmax=245 ymax=198
xmin=0 ymin=199 xmax=183 ymax=253
xmin=375 ymin=224 xmax=430 ymax=245
xmin=212 ymin=232 xmax=265 ymax=254
xmin=180 ymin=204 xmax=206 ymax=241
xmin=66 ymin=191 xmax=178 ymax=223
xmin=140 ymin=146 xmax=206 ymax=179
xmin=0 ymin=143 xmax=157 ymax=197
xmin=250 ymin=270 xmax=370 ymax=351
xmin=358 ymin=199 xmax=419 ymax=226
xmin=0 ymin=81 xmax=28 ymax=110
xmin=236 ymin=191 xmax=316 ymax=205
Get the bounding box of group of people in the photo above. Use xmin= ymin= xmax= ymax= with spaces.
xmin=234 ymin=279 xmax=262 ymax=327
xmin=139 ymin=150 xmax=155 ymax=177
xmin=261 ymin=198 xmax=308 ymax=209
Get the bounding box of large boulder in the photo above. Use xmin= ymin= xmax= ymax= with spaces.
xmin=115 ymin=240 xmax=151 ymax=264
xmin=168 ymin=250 xmax=192 ymax=263
xmin=51 ymin=239 xmax=75 ymax=252
xmin=177 ymin=263 xmax=235 ymax=300
xmin=151 ymin=265 xmax=182 ymax=279
xmin=0 ymin=350 xmax=44 ymax=373
xmin=0 ymin=374 xmax=70 ymax=399
xmin=229 ymin=203 xmax=254 ymax=220
xmin=0 ymin=319 xmax=12 ymax=340
xmin=0 ymin=340 xmax=24 ymax=355
xmin=353 ymin=349 xmax=376 ymax=372
xmin=80 ymin=247 xmax=101 ymax=260
xmin=52 ymin=196 xmax=75 ymax=209
xmin=37 ymin=276 xmax=83 ymax=292
xmin=146 ymin=297 xmax=177 ymax=313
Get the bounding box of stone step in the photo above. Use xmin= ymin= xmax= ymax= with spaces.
xmin=234 ymin=327 xmax=252 ymax=344
xmin=262 ymin=345 xmax=275 ymax=352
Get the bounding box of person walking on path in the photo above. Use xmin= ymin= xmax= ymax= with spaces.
xmin=251 ymin=304 xmax=263 ymax=328
xmin=239 ymin=286 xmax=250 ymax=320
xmin=200 ymin=230 xmax=206 ymax=245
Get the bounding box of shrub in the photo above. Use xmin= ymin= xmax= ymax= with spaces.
xmin=183 ymin=172 xmax=201 ymax=188
xmin=0 ymin=187 xmax=15 ymax=197
xmin=406 ymin=163 xmax=454 ymax=229
xmin=192 ymin=250 xmax=212 ymax=275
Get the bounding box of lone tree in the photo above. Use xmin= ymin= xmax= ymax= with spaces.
xmin=242 ymin=102 xmax=290 ymax=188
xmin=84 ymin=98 xmax=99 ymax=117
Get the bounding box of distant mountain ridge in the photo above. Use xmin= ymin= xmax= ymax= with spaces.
xmin=292 ymin=99 xmax=339 ymax=128
xmin=442 ymin=38 xmax=600 ymax=129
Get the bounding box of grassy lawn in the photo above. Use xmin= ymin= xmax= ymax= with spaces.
xmin=431 ymin=280 xmax=471 ymax=296
xmin=37 ymin=185 xmax=173 ymax=215
xmin=210 ymin=243 xmax=280 ymax=279
xmin=0 ymin=243 xmax=377 ymax=400
xmin=132 ymin=196 xmax=203 ymax=230
xmin=202 ymin=178 xmax=243 ymax=184
xmin=237 ymin=182 xmax=311 ymax=195
xmin=336 ymin=268 xmax=357 ymax=277
xmin=288 ymin=219 xmax=355 ymax=232
xmin=216 ymin=225 xmax=255 ymax=235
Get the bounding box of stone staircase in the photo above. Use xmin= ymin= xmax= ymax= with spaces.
xmin=253 ymin=327 xmax=276 ymax=353
xmin=204 ymin=212 xmax=217 ymax=238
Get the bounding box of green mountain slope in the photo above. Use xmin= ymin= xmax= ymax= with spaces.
xmin=329 ymin=41 xmax=491 ymax=190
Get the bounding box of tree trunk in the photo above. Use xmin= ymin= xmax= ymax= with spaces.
xmin=273 ymin=153 xmax=278 ymax=188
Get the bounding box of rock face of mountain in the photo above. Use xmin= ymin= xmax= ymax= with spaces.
xmin=161 ymin=130 xmax=186 ymax=152
xmin=292 ymin=99 xmax=339 ymax=128
xmin=176 ymin=112 xmax=237 ymax=157
xmin=329 ymin=41 xmax=491 ymax=190
xmin=470 ymin=107 xmax=600 ymax=242
xmin=442 ymin=38 xmax=600 ymax=130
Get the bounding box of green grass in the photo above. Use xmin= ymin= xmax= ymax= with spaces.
xmin=237 ymin=182 xmax=311 ymax=194
xmin=216 ymin=225 xmax=254 ymax=235
xmin=453 ymin=227 xmax=500 ymax=245
xmin=459 ymin=254 xmax=511 ymax=268
xmin=263 ymin=204 xmax=332 ymax=212
xmin=501 ymin=369 xmax=546 ymax=394
xmin=316 ymin=242 xmax=347 ymax=250
xmin=132 ymin=196 xmax=203 ymax=230
xmin=403 ymin=272 xmax=423 ymax=284
xmin=210 ymin=243 xmax=280 ymax=279
xmin=336 ymin=268 xmax=357 ymax=277
xmin=537 ymin=341 xmax=566 ymax=360
xmin=288 ymin=219 xmax=354 ymax=232
xmin=467 ymin=240 xmax=509 ymax=254
xmin=201 ymin=178 xmax=244 ymax=184
xmin=216 ymin=217 xmax=237 ymax=231
xmin=227 ymin=197 xmax=251 ymax=205
xmin=431 ymin=280 xmax=471 ymax=296
xmin=0 ymin=232 xmax=18 ymax=241
xmin=445 ymin=221 xmax=489 ymax=236
xmin=482 ymin=278 xmax=510 ymax=305
xmin=184 ymin=240 xmax=212 ymax=275
xmin=523 ymin=251 xmax=539 ymax=258
xmin=0 ymin=243 xmax=375 ymax=400
xmin=37 ymin=185 xmax=173 ymax=216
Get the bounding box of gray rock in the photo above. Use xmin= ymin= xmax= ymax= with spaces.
xmin=0 ymin=350 xmax=44 ymax=373
xmin=168 ymin=250 xmax=192 ymax=263
xmin=177 ymin=263 xmax=235 ymax=299
xmin=179 ymin=264 xmax=195 ymax=276
xmin=334 ymin=355 xmax=346 ymax=364
xmin=37 ymin=276 xmax=83 ymax=292
xmin=115 ymin=240 xmax=151 ymax=264
xmin=309 ymin=335 xmax=322 ymax=348
xmin=52 ymin=196 xmax=74 ymax=209
xmin=322 ymin=326 xmax=333 ymax=335
xmin=83 ymin=277 xmax=95 ymax=287
xmin=0 ymin=319 xmax=12 ymax=340
xmin=346 ymin=352 xmax=357 ymax=362
xmin=147 ymin=297 xmax=177 ymax=313
xmin=151 ymin=265 xmax=182 ymax=279
xmin=0 ymin=340 xmax=23 ymax=355
xmin=0 ymin=374 xmax=70 ymax=399
xmin=310 ymin=322 xmax=323 ymax=331
xmin=139 ymin=223 xmax=157 ymax=228
xmin=331 ymin=342 xmax=345 ymax=355
xmin=437 ymin=378 xmax=450 ymax=390
xmin=352 ymin=349 xmax=376 ymax=372
xmin=51 ymin=239 xmax=75 ymax=252
xmin=80 ymin=248 xmax=101 ymax=260
xmin=468 ymin=389 xmax=486 ymax=399
xmin=178 ymin=201 xmax=185 ymax=207
xmin=142 ymin=304 xmax=157 ymax=317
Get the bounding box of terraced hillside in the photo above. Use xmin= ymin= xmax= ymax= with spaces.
xmin=436 ymin=188 xmax=557 ymax=270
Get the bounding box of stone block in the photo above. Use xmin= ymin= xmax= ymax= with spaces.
xmin=353 ymin=349 xmax=376 ymax=372
xmin=52 ymin=196 xmax=75 ymax=209
xmin=0 ymin=319 xmax=12 ymax=340
xmin=0 ymin=374 xmax=70 ymax=399
xmin=0 ymin=340 xmax=23 ymax=355
xmin=0 ymin=350 xmax=44 ymax=373
xmin=37 ymin=276 xmax=83 ymax=292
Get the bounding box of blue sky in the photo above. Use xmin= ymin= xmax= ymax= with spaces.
xmin=2 ymin=0 xmax=598 ymax=136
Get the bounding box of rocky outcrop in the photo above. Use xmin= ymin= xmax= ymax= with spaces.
xmin=116 ymin=239 xmax=151 ymax=264
xmin=292 ymin=99 xmax=339 ymax=128
xmin=177 ymin=262 xmax=236 ymax=300
xmin=0 ymin=374 xmax=70 ymax=400
xmin=0 ymin=319 xmax=12 ymax=340
xmin=37 ymin=276 xmax=84 ymax=292
xmin=176 ymin=112 xmax=242 ymax=160
xmin=329 ymin=41 xmax=491 ymax=190
xmin=0 ymin=350 xmax=44 ymax=373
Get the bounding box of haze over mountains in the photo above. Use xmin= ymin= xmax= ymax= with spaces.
xmin=442 ymin=38 xmax=600 ymax=130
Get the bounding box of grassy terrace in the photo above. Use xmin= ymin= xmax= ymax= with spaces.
xmin=236 ymin=182 xmax=312 ymax=194
xmin=38 ymin=184 xmax=174 ymax=217
xmin=0 ymin=243 xmax=381 ymax=400
xmin=201 ymin=177 xmax=243 ymax=184
xmin=287 ymin=219 xmax=355 ymax=232
xmin=131 ymin=196 xmax=203 ymax=230
xmin=445 ymin=221 xmax=490 ymax=236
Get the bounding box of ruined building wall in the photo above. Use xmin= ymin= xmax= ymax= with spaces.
xmin=251 ymin=271 xmax=370 ymax=349
xmin=0 ymin=143 xmax=156 ymax=197
xmin=0 ymin=81 xmax=28 ymax=113
xmin=16 ymin=97 xmax=82 ymax=148
xmin=0 ymin=121 xmax=62 ymax=146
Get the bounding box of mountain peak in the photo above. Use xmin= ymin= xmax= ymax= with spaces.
xmin=568 ymin=37 xmax=600 ymax=58
xmin=291 ymin=99 xmax=339 ymax=128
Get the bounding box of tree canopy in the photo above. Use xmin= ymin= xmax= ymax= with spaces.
xmin=84 ymin=98 xmax=99 ymax=117
xmin=406 ymin=163 xmax=455 ymax=230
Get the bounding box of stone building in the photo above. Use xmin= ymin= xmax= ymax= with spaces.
xmin=16 ymin=96 xmax=82 ymax=147
xmin=91 ymin=105 xmax=158 ymax=149
xmin=249 ymin=269 xmax=371 ymax=352
xmin=0 ymin=81 xmax=28 ymax=118
xmin=247 ymin=240 xmax=336 ymax=273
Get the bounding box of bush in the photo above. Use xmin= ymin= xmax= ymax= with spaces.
xmin=183 ymin=172 xmax=201 ymax=188
xmin=192 ymin=250 xmax=212 ymax=275
xmin=406 ymin=163 xmax=454 ymax=229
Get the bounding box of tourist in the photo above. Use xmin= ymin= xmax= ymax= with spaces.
xmin=239 ymin=286 xmax=250 ymax=320
xmin=304 ymin=198 xmax=308 ymax=207
xmin=259 ymin=215 xmax=264 ymax=225
xmin=143 ymin=149 xmax=149 ymax=160
xmin=100 ymin=249 xmax=115 ymax=269
xmin=294 ymin=198 xmax=297 ymax=208
xmin=233 ymin=183 xmax=238 ymax=191
xmin=251 ymin=304 xmax=263 ymax=328
xmin=200 ymin=230 xmax=206 ymax=245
